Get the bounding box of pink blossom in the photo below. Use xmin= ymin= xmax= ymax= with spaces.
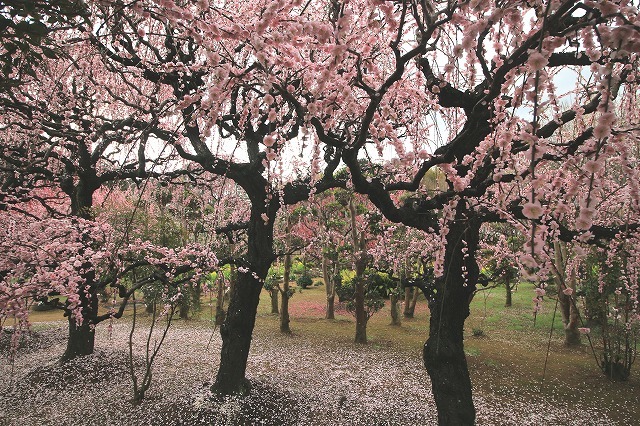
xmin=598 ymin=112 xmax=617 ymax=128
xmin=522 ymin=201 xmax=543 ymax=219
xmin=584 ymin=159 xmax=604 ymax=174
xmin=576 ymin=207 xmax=595 ymax=231
xmin=562 ymin=287 xmax=574 ymax=296
xmin=593 ymin=124 xmax=611 ymax=140
xmin=578 ymin=327 xmax=591 ymax=334
xmin=527 ymin=51 xmax=548 ymax=71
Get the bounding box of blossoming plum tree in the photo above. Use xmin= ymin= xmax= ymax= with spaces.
xmin=0 ymin=209 xmax=217 ymax=362
xmin=87 ymin=0 xmax=346 ymax=395
xmin=322 ymin=2 xmax=639 ymax=423
xmin=201 ymin=1 xmax=639 ymax=423
xmin=0 ymin=10 xmax=216 ymax=360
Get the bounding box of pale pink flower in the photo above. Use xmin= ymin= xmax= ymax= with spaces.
xmin=522 ymin=201 xmax=543 ymax=219
xmin=578 ymin=327 xmax=591 ymax=334
xmin=598 ymin=1 xmax=618 ymax=15
xmin=576 ymin=207 xmax=595 ymax=230
xmin=527 ymin=51 xmax=548 ymax=71
xmin=593 ymin=124 xmax=611 ymax=140
xmin=562 ymin=287 xmax=574 ymax=296
xmin=519 ymin=254 xmax=536 ymax=268
xmin=584 ymin=159 xmax=604 ymax=174
xmin=598 ymin=112 xmax=616 ymax=128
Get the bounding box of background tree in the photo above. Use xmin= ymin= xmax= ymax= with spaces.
xmin=0 ymin=25 xmax=195 ymax=360
xmin=88 ymin=1 xmax=345 ymax=395
xmin=0 ymin=209 xmax=217 ymax=362
xmin=479 ymin=224 xmax=523 ymax=308
xmin=307 ymin=189 xmax=352 ymax=320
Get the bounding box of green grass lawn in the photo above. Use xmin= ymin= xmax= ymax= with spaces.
xmin=249 ymin=279 xmax=640 ymax=424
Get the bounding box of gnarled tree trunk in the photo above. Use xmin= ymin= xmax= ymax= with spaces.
xmin=213 ymin=208 xmax=274 ymax=396
xmin=61 ymin=281 xmax=99 ymax=363
xmin=213 ymin=270 xmax=263 ymax=395
xmin=60 ymin=182 xmax=101 ymax=363
xmin=423 ymin=209 xmax=479 ymax=425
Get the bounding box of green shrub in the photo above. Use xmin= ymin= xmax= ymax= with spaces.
xmin=291 ymin=261 xmax=306 ymax=276
xmin=297 ymin=272 xmax=313 ymax=289
xmin=366 ymin=271 xmax=395 ymax=298
xmin=263 ymin=273 xmax=281 ymax=291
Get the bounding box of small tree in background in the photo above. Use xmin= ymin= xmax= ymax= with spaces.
xmin=480 ymin=225 xmax=523 ymax=308
xmin=582 ymin=247 xmax=639 ymax=381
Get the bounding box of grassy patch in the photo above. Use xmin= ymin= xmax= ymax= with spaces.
xmin=254 ymin=279 xmax=640 ymax=424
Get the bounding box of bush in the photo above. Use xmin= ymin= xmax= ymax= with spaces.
xmin=263 ymin=273 xmax=281 ymax=291
xmin=366 ymin=271 xmax=395 ymax=298
xmin=296 ymin=272 xmax=313 ymax=289
xmin=32 ymin=301 xmax=56 ymax=311
xmin=472 ymin=328 xmax=484 ymax=337
xmin=291 ymin=261 xmax=306 ymax=276
xmin=335 ymin=274 xmax=352 ymax=302
xmin=337 ymin=272 xmax=386 ymax=319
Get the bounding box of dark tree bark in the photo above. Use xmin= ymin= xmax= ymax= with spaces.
xmin=62 ymin=315 xmax=96 ymax=363
xmin=390 ymin=291 xmax=401 ymax=326
xmin=326 ymin=295 xmax=335 ymax=320
xmin=423 ymin=207 xmax=479 ymax=426
xmin=403 ymin=287 xmax=419 ymax=318
xmin=179 ymin=298 xmax=190 ymax=319
xmin=505 ymin=281 xmax=513 ymax=307
xmin=270 ymin=287 xmax=279 ymax=314
xmin=213 ymin=270 xmax=262 ymax=395
xmin=349 ymin=198 xmax=368 ymax=344
xmin=280 ymin=253 xmax=292 ymax=333
xmin=213 ymin=206 xmax=274 ymax=395
xmin=403 ymin=287 xmax=414 ymax=317
xmin=61 ymin=280 xmax=99 ymax=363
xmin=60 ymin=181 xmax=102 ymax=363
xmin=322 ymin=255 xmax=336 ymax=320
xmin=353 ymin=276 xmax=367 ymax=344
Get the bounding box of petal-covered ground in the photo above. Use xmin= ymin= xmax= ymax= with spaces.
xmin=0 ymin=321 xmax=626 ymax=425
